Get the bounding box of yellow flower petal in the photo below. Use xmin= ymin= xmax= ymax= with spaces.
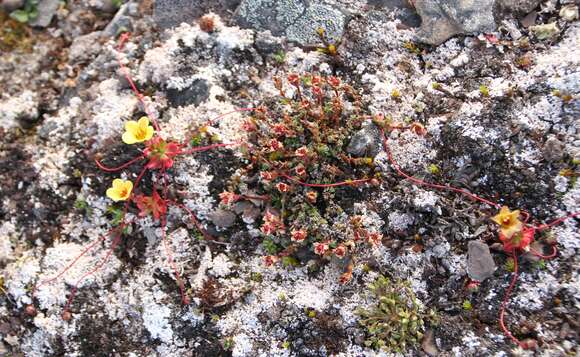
xmin=122 ymin=131 xmax=137 ymax=144
xmin=125 ymin=121 xmax=139 ymax=132
xmin=144 ymin=126 xmax=155 ymax=141
xmin=106 ymin=179 xmax=133 ymax=201
xmin=112 ymin=178 xmax=124 ymax=189
xmin=138 ymin=116 xmax=150 ymax=128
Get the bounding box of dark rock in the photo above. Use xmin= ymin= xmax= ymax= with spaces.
xmin=466 ymin=240 xmax=496 ymax=282
xmin=368 ymin=0 xmax=421 ymax=27
xmin=1 ymin=0 xmax=24 ymax=12
xmin=346 ymin=122 xmax=382 ymax=157
xmin=209 ymin=209 xmax=237 ymax=228
xmin=235 ymin=0 xmax=348 ymax=46
xmin=92 ymin=0 xmax=119 ymax=13
xmin=28 ymin=0 xmax=59 ymax=28
xmin=414 ymin=0 xmax=496 ymax=45
xmin=497 ymin=0 xmax=542 ymax=15
xmin=154 ymin=0 xmax=241 ymax=29
xmin=166 ymin=79 xmax=210 ymax=108
xmin=542 ymin=136 xmax=565 ymax=162
xmin=255 ymin=30 xmax=284 ymax=56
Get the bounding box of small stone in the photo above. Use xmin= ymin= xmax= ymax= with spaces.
xmin=519 ymin=11 xmax=537 ymax=27
xmin=497 ymin=0 xmax=542 ymax=15
xmin=1 ymin=0 xmax=24 ymax=12
xmin=25 ymin=305 xmax=37 ymax=317
xmin=542 ymin=136 xmax=565 ymax=162
xmin=421 ymin=329 xmax=439 ymax=356
xmin=102 ymin=3 xmax=133 ymax=37
xmin=69 ymin=31 xmax=103 ymax=63
xmin=61 ymin=310 xmax=72 ymax=321
xmin=467 ymin=240 xmax=496 ymax=282
xmin=414 ymin=0 xmax=496 ymax=45
xmin=92 ymin=0 xmax=119 ymax=14
xmin=28 ymin=0 xmax=60 ymax=28
xmin=346 ymin=122 xmax=381 ymax=157
xmin=209 ymin=209 xmax=237 ymax=228
xmin=167 ymin=79 xmax=210 ymax=108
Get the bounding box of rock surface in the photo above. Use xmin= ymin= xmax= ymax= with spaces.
xmin=414 ymin=0 xmax=496 ymax=45
xmin=235 ymin=0 xmax=347 ymax=45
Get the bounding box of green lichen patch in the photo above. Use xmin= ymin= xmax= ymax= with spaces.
xmin=356 ymin=275 xmax=438 ymax=353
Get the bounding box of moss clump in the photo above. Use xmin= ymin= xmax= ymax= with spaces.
xmin=0 ymin=10 xmax=34 ymax=52
xmin=356 ymin=276 xmax=438 ymax=352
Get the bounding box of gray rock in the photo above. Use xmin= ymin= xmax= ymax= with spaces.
xmin=235 ymin=0 xmax=305 ymax=37
xmin=209 ymin=209 xmax=237 ymax=228
xmin=69 ymin=31 xmax=103 ymax=63
xmin=285 ymin=3 xmax=347 ymax=45
xmin=166 ymin=79 xmax=210 ymax=108
xmin=542 ymin=136 xmax=565 ymax=162
xmin=497 ymin=0 xmax=542 ymax=15
xmin=346 ymin=122 xmax=382 ymax=157
xmin=102 ymin=3 xmax=133 ymax=37
xmin=414 ymin=0 xmax=496 ymax=45
xmin=235 ymin=0 xmax=348 ymax=46
xmin=1 ymin=0 xmax=24 ymax=12
xmin=467 ymin=240 xmax=496 ymax=282
xmin=28 ymin=0 xmax=59 ymax=28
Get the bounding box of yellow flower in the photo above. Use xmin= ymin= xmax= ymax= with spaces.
xmin=491 ymin=206 xmax=523 ymax=238
xmin=106 ymin=179 xmax=133 ymax=201
xmin=122 ymin=116 xmax=154 ymax=144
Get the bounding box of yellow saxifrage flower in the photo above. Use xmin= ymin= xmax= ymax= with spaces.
xmin=122 ymin=116 xmax=154 ymax=144
xmin=106 ymin=179 xmax=133 ymax=201
xmin=491 ymin=206 xmax=523 ymax=238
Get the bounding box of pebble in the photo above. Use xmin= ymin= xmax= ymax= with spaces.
xmin=466 ymin=240 xmax=496 ymax=282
